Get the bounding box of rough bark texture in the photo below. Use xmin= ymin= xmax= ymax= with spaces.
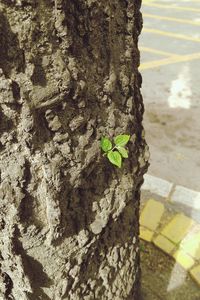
xmin=0 ymin=0 xmax=148 ymax=299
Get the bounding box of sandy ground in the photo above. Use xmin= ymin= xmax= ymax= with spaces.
xmin=140 ymin=241 xmax=200 ymax=300
xmin=140 ymin=0 xmax=200 ymax=191
xmin=143 ymin=104 xmax=200 ymax=191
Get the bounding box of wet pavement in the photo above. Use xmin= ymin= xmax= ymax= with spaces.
xmin=139 ymin=0 xmax=200 ymax=191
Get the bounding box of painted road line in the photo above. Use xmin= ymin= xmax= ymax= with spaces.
xmin=140 ymin=52 xmax=200 ymax=70
xmin=139 ymin=46 xmax=178 ymax=57
xmin=140 ymin=199 xmax=165 ymax=231
xmin=161 ymin=214 xmax=195 ymax=244
xmin=143 ymin=13 xmax=200 ymax=26
xmin=140 ymin=226 xmax=154 ymax=242
xmin=142 ymin=174 xmax=173 ymax=198
xmin=143 ymin=2 xmax=200 ymax=13
xmin=181 ymin=231 xmax=200 ymax=260
xmin=143 ymin=28 xmax=200 ymax=43
xmin=170 ymin=185 xmax=200 ymax=210
xmin=153 ymin=234 xmax=175 ymax=255
xmin=173 ymin=250 xmax=195 ymax=270
xmin=153 ymin=235 xmax=175 ymax=255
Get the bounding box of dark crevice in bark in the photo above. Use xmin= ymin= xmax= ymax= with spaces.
xmin=13 ymin=227 xmax=52 ymax=299
xmin=19 ymin=160 xmax=36 ymax=227
xmin=0 ymin=12 xmax=25 ymax=77
xmin=31 ymin=110 xmax=53 ymax=149
xmin=30 ymin=57 xmax=47 ymax=87
xmin=11 ymin=81 xmax=21 ymax=101
xmin=2 ymin=272 xmax=14 ymax=300
xmin=0 ymin=108 xmax=14 ymax=133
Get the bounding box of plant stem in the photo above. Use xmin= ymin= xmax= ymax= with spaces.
xmin=103 ymin=146 xmax=117 ymax=156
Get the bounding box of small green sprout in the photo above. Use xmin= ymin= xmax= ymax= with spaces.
xmin=100 ymin=134 xmax=130 ymax=168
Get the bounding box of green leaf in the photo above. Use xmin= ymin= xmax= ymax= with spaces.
xmin=107 ymin=150 xmax=122 ymax=168
xmin=114 ymin=135 xmax=130 ymax=147
xmin=117 ymin=146 xmax=128 ymax=158
xmin=100 ymin=137 xmax=112 ymax=152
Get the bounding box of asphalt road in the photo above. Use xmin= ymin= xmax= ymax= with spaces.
xmin=139 ymin=0 xmax=200 ymax=191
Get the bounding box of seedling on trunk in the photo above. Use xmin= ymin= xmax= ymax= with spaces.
xmin=100 ymin=134 xmax=130 ymax=168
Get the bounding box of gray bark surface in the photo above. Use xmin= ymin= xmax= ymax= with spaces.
xmin=0 ymin=0 xmax=148 ymax=299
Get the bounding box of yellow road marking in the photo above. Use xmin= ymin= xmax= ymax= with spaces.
xmin=139 ymin=46 xmax=178 ymax=57
xmin=143 ymin=13 xmax=200 ymax=26
xmin=140 ymin=52 xmax=200 ymax=70
xmin=143 ymin=28 xmax=200 ymax=43
xmin=143 ymin=2 xmax=200 ymax=13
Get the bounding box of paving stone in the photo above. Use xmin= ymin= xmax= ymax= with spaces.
xmin=181 ymin=232 xmax=200 ymax=260
xmin=190 ymin=265 xmax=200 ymax=287
xmin=161 ymin=214 xmax=195 ymax=244
xmin=140 ymin=199 xmax=165 ymax=231
xmin=170 ymin=185 xmax=200 ymax=210
xmin=153 ymin=234 xmax=175 ymax=255
xmin=142 ymin=174 xmax=173 ymax=198
xmin=173 ymin=250 xmax=195 ymax=270
xmin=140 ymin=226 xmax=154 ymax=242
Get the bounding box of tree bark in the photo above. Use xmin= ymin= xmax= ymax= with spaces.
xmin=0 ymin=0 xmax=148 ymax=299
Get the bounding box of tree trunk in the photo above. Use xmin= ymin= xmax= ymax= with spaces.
xmin=0 ymin=0 xmax=148 ymax=299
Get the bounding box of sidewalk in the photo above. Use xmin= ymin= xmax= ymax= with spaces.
xmin=140 ymin=173 xmax=200 ymax=289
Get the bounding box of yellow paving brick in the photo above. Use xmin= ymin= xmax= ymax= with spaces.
xmin=140 ymin=226 xmax=154 ymax=242
xmin=181 ymin=232 xmax=200 ymax=260
xmin=173 ymin=250 xmax=195 ymax=270
xmin=161 ymin=214 xmax=194 ymax=244
xmin=140 ymin=199 xmax=165 ymax=231
xmin=190 ymin=265 xmax=200 ymax=287
xmin=153 ymin=235 xmax=175 ymax=255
